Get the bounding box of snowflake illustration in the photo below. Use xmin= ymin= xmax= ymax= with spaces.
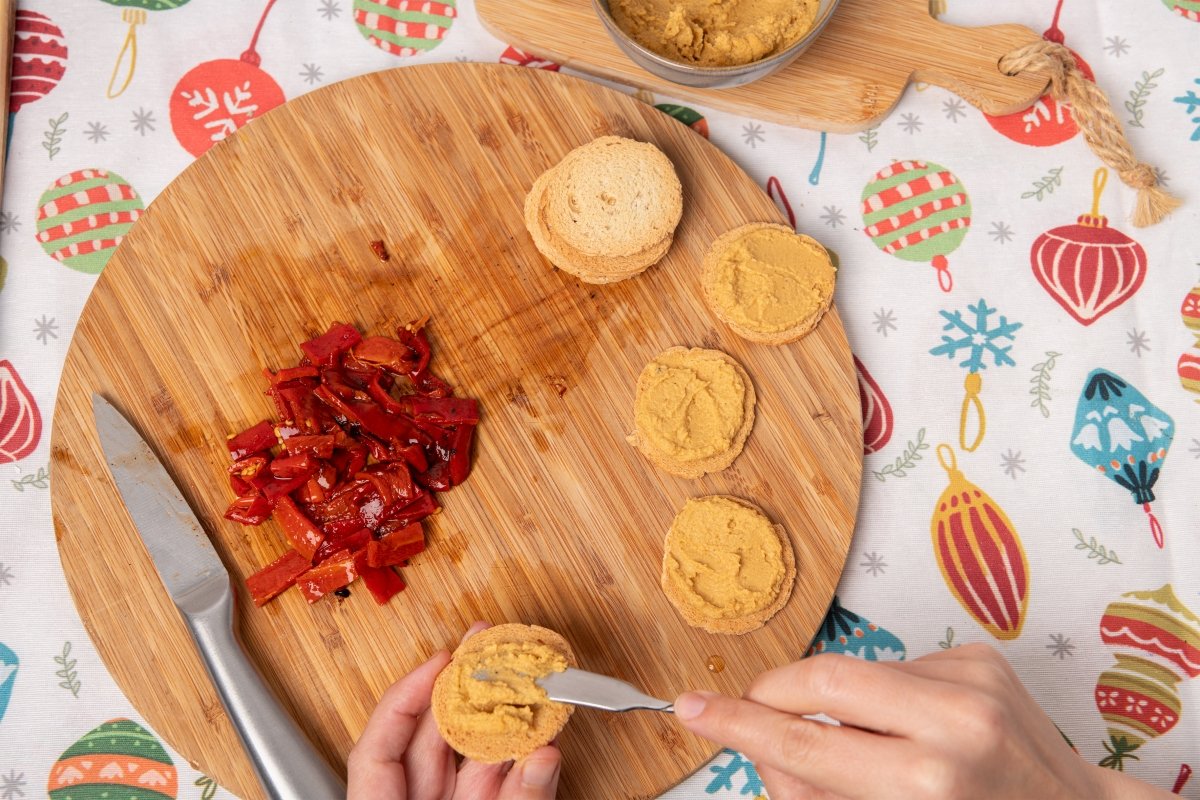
xmin=898 ymin=112 xmax=923 ymax=134
xmin=84 ymin=120 xmax=109 ymax=143
xmin=0 ymin=211 xmax=20 ymax=235
xmin=1189 ymin=438 xmax=1200 ymax=458
xmin=33 ymin=315 xmax=58 ymax=344
xmin=182 ymin=81 xmax=261 ymax=144
xmin=300 ymin=63 xmax=324 ymax=85
xmin=1103 ymin=36 xmax=1130 ymax=58
xmin=1152 ymin=166 xmax=1169 ymax=186
xmin=0 ymin=771 xmax=25 ymax=800
xmin=861 ymin=551 xmax=888 ymax=576
xmin=1175 ymin=79 xmax=1200 ymax=141
xmin=1000 ymin=449 xmax=1026 ymax=479
xmin=873 ymin=308 xmax=898 ymax=337
xmin=820 ymin=205 xmax=845 ymax=227
xmin=1126 ymin=328 xmax=1150 ymax=357
xmin=741 ymin=122 xmax=765 ymax=148
xmin=131 ymin=107 xmax=157 ymax=135
xmin=943 ymin=97 xmax=967 ymax=122
xmin=0 ymin=563 xmax=13 ymax=587
xmin=1047 ymin=633 xmax=1076 ymax=660
xmin=706 ymin=749 xmax=764 ymax=796
xmin=929 ymin=299 xmax=1022 ymax=373
xmin=988 ymin=221 xmax=1014 ymax=244
xmin=318 ymin=0 xmax=341 ymax=19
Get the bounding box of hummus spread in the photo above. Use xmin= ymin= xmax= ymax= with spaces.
xmin=664 ymin=496 xmax=786 ymax=620
xmin=609 ymin=0 xmax=819 ymax=67
xmin=634 ymin=348 xmax=746 ymax=462
xmin=443 ymin=641 xmax=568 ymax=736
xmin=708 ymin=226 xmax=835 ymax=335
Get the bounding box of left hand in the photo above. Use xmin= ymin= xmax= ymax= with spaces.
xmin=347 ymin=621 xmax=562 ymax=800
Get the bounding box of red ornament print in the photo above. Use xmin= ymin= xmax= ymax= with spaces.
xmin=10 ymin=10 xmax=68 ymax=114
xmin=498 ymin=46 xmax=561 ymax=70
xmin=855 ymin=356 xmax=894 ymax=455
xmin=1030 ymin=169 xmax=1146 ymax=326
xmin=765 ymin=176 xmax=796 ymax=229
xmin=169 ymin=0 xmax=285 ymax=158
xmin=0 ymin=360 xmax=42 ymax=464
xmin=983 ymin=0 xmax=1094 ymax=147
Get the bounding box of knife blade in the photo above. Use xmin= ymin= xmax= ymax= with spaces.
xmin=537 ymin=667 xmax=675 ymax=713
xmin=92 ymin=394 xmax=345 ymax=800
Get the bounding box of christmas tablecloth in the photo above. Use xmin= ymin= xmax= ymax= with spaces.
xmin=2 ymin=0 xmax=1199 ymax=798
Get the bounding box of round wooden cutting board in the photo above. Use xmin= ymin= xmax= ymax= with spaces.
xmin=50 ymin=63 xmax=861 ymax=799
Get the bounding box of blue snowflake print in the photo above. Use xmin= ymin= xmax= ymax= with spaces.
xmin=929 ymin=299 xmax=1022 ymax=373
xmin=1174 ymin=78 xmax=1200 ymax=141
xmin=706 ymin=749 xmax=764 ymax=796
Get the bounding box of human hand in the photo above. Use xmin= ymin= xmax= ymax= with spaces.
xmin=673 ymin=643 xmax=1174 ymax=800
xmin=347 ymin=622 xmax=562 ymax=800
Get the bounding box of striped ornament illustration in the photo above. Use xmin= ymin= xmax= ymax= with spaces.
xmin=1178 ymin=285 xmax=1200 ymax=398
xmin=861 ymin=160 xmax=971 ymax=292
xmin=0 ymin=360 xmax=43 ymax=464
xmin=1095 ymin=586 xmax=1200 ymax=770
xmin=855 ymin=355 xmax=893 ymax=455
xmin=930 ymin=445 xmax=1029 ymax=641
xmin=48 ymin=718 xmax=178 ymax=799
xmin=353 ymin=0 xmax=457 ymax=56
xmin=1162 ymin=0 xmax=1200 ymax=21
xmin=1030 ymin=169 xmax=1147 ymax=326
xmin=9 ymin=9 xmax=67 ymax=115
xmin=35 ymin=169 xmax=144 ymax=274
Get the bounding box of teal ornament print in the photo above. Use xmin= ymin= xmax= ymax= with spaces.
xmin=706 ymin=749 xmax=764 ymax=796
xmin=807 ymin=596 xmax=906 ymax=660
xmin=0 ymin=642 xmax=16 ymax=723
xmin=1070 ymin=369 xmax=1174 ymax=548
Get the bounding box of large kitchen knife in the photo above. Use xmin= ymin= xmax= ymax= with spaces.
xmin=93 ymin=394 xmax=346 ymax=800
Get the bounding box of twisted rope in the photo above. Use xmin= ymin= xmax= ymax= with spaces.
xmin=999 ymin=40 xmax=1181 ymax=227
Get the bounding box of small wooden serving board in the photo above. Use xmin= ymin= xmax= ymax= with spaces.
xmin=50 ymin=64 xmax=861 ymax=799
xmin=477 ymin=0 xmax=1048 ymax=132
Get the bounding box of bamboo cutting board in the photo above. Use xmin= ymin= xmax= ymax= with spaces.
xmin=477 ymin=0 xmax=1049 ymax=131
xmin=50 ymin=63 xmax=861 ymax=800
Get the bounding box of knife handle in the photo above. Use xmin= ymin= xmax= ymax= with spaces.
xmin=186 ymin=588 xmax=347 ymax=800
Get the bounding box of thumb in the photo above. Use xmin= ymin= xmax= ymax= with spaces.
xmin=497 ymin=746 xmax=561 ymax=800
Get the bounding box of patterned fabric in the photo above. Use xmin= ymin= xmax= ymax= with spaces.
xmin=1 ymin=1 xmax=1197 ymax=798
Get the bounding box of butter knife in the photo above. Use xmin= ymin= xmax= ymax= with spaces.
xmin=93 ymin=394 xmax=345 ymax=800
xmin=474 ymin=666 xmax=674 ymax=713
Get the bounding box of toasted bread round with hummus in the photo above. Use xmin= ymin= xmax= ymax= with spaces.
xmin=661 ymin=495 xmax=795 ymax=635
xmin=432 ymin=623 xmax=577 ymax=763
xmin=702 ymin=222 xmax=836 ymax=345
xmin=523 ymin=136 xmax=682 ymax=283
xmin=627 ymin=347 xmax=756 ymax=479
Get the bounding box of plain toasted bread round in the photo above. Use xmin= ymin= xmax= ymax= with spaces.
xmin=660 ymin=495 xmax=796 ymax=635
xmin=432 ymin=623 xmax=576 ymax=763
xmin=523 ymin=135 xmax=682 ymax=283
xmin=702 ymin=222 xmax=836 ymax=345
xmin=628 ymin=347 xmax=756 ymax=479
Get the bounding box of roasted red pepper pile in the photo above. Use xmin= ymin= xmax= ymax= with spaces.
xmin=226 ymin=320 xmax=478 ymax=607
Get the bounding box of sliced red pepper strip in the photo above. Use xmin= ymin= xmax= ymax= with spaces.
xmin=273 ymin=496 xmax=325 ymax=562
xmin=282 ymin=434 xmax=335 ymax=459
xmin=313 ymin=527 xmax=371 ymax=563
xmin=224 ymin=494 xmax=271 ymax=526
xmin=350 ymin=336 xmax=422 ymax=376
xmin=227 ymin=420 xmax=276 ymax=460
xmin=354 ymin=553 xmax=407 ymax=604
xmin=300 ymin=322 xmax=363 ymax=367
xmin=266 ymin=365 xmax=320 ymax=385
xmin=228 ymin=455 xmax=267 ymax=495
xmin=296 ymin=549 xmax=358 ymax=603
xmin=401 ymin=396 xmax=480 ymax=424
xmin=394 ymin=324 xmax=432 ymax=376
xmin=245 ymin=549 xmax=310 ymax=606
xmin=367 ymin=522 xmax=425 ymax=567
xmin=379 ymin=492 xmax=438 ymax=528
xmin=294 ymin=463 xmax=336 ymax=505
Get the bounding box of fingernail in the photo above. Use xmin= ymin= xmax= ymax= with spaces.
xmin=460 ymin=621 xmax=489 ymax=645
xmin=674 ymin=691 xmax=714 ymax=721
xmin=521 ymin=757 xmax=559 ymax=788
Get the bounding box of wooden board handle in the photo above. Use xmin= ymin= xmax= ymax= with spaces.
xmin=909 ymin=13 xmax=1048 ymax=116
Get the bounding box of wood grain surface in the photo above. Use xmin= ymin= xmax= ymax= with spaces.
xmin=477 ymin=0 xmax=1049 ymax=132
xmin=49 ymin=63 xmax=861 ymax=800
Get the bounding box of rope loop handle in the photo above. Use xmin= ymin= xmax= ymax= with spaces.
xmin=999 ymin=40 xmax=1181 ymax=227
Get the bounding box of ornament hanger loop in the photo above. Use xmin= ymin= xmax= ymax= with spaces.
xmin=932 ymin=255 xmax=953 ymax=293
xmin=936 ymin=444 xmax=958 ymax=475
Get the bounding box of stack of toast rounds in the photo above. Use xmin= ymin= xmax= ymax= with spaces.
xmin=433 ymin=136 xmax=838 ymax=764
